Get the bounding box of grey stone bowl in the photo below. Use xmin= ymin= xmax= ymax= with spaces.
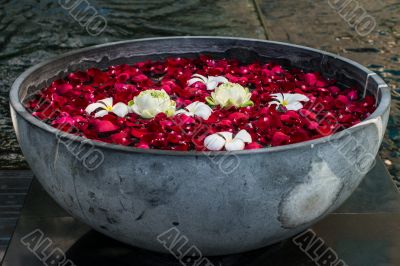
xmin=10 ymin=37 xmax=390 ymax=256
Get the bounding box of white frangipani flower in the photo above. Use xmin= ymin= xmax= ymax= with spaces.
xmin=268 ymin=93 xmax=310 ymax=111
xmin=85 ymin=97 xmax=129 ymax=118
xmin=204 ymin=130 xmax=252 ymax=151
xmin=176 ymin=101 xmax=213 ymax=120
xmin=128 ymin=89 xmax=176 ymax=119
xmin=206 ymin=82 xmax=253 ymax=109
xmin=188 ymin=74 xmax=228 ymax=91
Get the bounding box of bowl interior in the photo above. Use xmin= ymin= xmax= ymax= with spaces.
xmin=11 ymin=37 xmax=390 ymax=156
xmin=18 ymin=38 xmax=385 ymax=105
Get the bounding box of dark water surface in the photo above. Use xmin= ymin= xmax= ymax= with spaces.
xmin=0 ymin=0 xmax=399 ymax=181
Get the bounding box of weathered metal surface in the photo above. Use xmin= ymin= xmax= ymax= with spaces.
xmin=9 ymin=37 xmax=390 ymax=255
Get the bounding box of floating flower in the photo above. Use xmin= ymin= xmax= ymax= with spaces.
xmin=206 ymin=82 xmax=253 ymax=108
xmin=128 ymin=89 xmax=176 ymax=119
xmin=85 ymin=97 xmax=128 ymax=118
xmin=176 ymin=101 xmax=213 ymax=120
xmin=27 ymin=56 xmax=377 ymax=151
xmin=269 ymin=93 xmax=310 ymax=111
xmin=188 ymin=74 xmax=228 ymax=91
xmin=204 ymin=130 xmax=252 ymax=151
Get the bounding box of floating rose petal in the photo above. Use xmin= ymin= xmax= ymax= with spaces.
xmin=94 ymin=120 xmax=119 ymax=133
xmin=25 ymin=56 xmax=376 ymax=150
xmin=348 ymin=90 xmax=359 ymax=101
xmin=246 ymin=142 xmax=263 ymax=150
xmin=271 ymin=131 xmax=290 ymax=146
xmin=55 ymin=84 xmax=73 ymax=95
xmin=111 ymin=131 xmax=131 ymax=146
xmin=304 ymin=73 xmax=317 ymax=86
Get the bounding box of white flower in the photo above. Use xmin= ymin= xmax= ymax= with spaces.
xmin=187 ymin=74 xmax=228 ymax=91
xmin=129 ymin=89 xmax=176 ymax=119
xmin=268 ymin=93 xmax=309 ymax=111
xmin=204 ymin=130 xmax=252 ymax=151
xmin=176 ymin=101 xmax=213 ymax=120
xmin=206 ymin=82 xmax=253 ymax=109
xmin=85 ymin=97 xmax=128 ymax=118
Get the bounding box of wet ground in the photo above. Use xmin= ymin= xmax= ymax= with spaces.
xmin=0 ymin=0 xmax=399 ymax=181
xmin=258 ymin=0 xmax=400 ymax=184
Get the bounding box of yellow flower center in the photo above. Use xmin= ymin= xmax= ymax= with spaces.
xmin=105 ymin=106 xmax=113 ymax=111
xmin=282 ymin=100 xmax=289 ymax=106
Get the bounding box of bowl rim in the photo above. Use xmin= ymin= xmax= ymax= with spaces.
xmin=9 ymin=36 xmax=391 ymax=156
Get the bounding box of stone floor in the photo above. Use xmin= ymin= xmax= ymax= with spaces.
xmin=0 ymin=170 xmax=32 ymax=262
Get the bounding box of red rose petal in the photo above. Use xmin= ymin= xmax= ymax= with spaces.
xmin=304 ymin=73 xmax=317 ymax=86
xmin=26 ymin=56 xmax=376 ymax=150
xmin=94 ymin=120 xmax=119 ymax=133
xmin=271 ymin=132 xmax=290 ymax=146
xmin=246 ymin=142 xmax=263 ymax=150
xmin=111 ymin=131 xmax=131 ymax=146
xmin=55 ymin=84 xmax=73 ymax=95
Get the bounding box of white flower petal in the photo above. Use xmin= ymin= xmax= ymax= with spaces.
xmin=179 ymin=102 xmax=212 ymax=120
xmin=188 ymin=75 xmax=228 ymax=90
xmin=218 ymin=132 xmax=233 ymax=142
xmin=99 ymin=97 xmax=113 ymax=107
xmin=268 ymin=100 xmax=279 ymax=107
xmin=268 ymin=93 xmax=308 ymax=111
xmin=188 ymin=78 xmax=205 ymax=86
xmin=141 ymin=109 xmax=155 ymax=119
xmin=192 ymin=74 xmax=208 ymax=82
xmin=204 ymin=133 xmax=226 ymax=151
xmin=209 ymin=76 xmax=229 ymax=84
xmin=184 ymin=102 xmax=200 ymax=113
xmin=234 ymin=130 xmax=252 ymax=143
xmin=206 ymin=80 xmax=218 ymax=91
xmin=193 ymin=104 xmax=212 ymax=120
xmin=286 ymin=102 xmax=304 ymax=111
xmin=85 ymin=102 xmax=105 ymax=114
xmin=137 ymin=94 xmax=154 ymax=110
xmin=176 ymin=109 xmax=193 ymax=116
xmin=225 ymin=139 xmax=245 ymax=151
xmin=130 ymin=89 xmax=176 ymax=119
xmin=112 ymin=102 xmax=129 ymax=117
xmin=286 ymin=93 xmax=309 ymax=103
xmin=209 ymin=82 xmax=252 ymax=108
xmin=94 ymin=110 xmax=109 ymax=118
xmin=270 ymin=93 xmax=284 ymax=103
xmin=131 ymin=104 xmax=141 ymax=116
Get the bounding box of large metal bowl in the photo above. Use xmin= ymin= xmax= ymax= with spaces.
xmin=10 ymin=37 xmax=390 ymax=255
